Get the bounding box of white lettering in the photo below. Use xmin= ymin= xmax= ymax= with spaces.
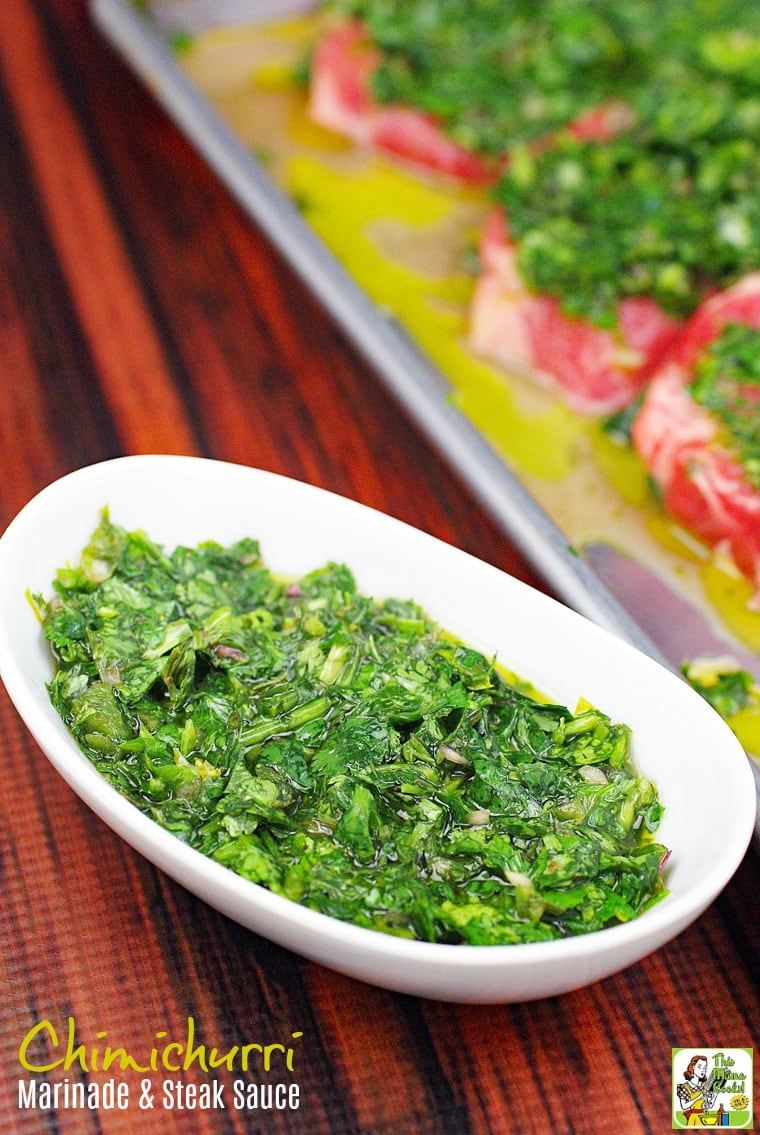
xmin=162 ymin=1080 xmax=226 ymax=1109
xmin=232 ymin=1080 xmax=300 ymax=1110
xmin=17 ymin=1078 xmax=129 ymax=1110
xmin=18 ymin=1081 xmax=36 ymax=1108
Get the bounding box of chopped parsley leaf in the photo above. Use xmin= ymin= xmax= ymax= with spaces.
xmin=689 ymin=322 xmax=760 ymax=489
xmin=39 ymin=512 xmax=668 ymax=945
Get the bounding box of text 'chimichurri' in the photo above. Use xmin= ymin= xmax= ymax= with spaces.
xmin=38 ymin=513 xmax=668 ymax=945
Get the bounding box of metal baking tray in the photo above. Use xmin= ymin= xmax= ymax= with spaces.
xmin=88 ymin=0 xmax=760 ymax=726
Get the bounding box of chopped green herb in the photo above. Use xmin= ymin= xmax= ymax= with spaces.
xmin=494 ymin=92 xmax=760 ymax=325
xmin=326 ymin=0 xmax=658 ymax=153
xmin=689 ymin=322 xmax=760 ymax=489
xmin=683 ymin=658 xmax=755 ymax=719
xmin=169 ymin=28 xmax=195 ymax=54
xmin=323 ymin=0 xmax=760 ymax=325
xmin=603 ymin=392 xmax=645 ymax=446
xmin=39 ymin=512 xmax=668 ymax=945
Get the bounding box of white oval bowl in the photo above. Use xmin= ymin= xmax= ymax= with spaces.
xmin=0 ymin=455 xmax=755 ymax=1002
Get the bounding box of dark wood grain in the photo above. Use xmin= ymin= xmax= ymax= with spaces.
xmin=0 ymin=2 xmax=757 ymax=1133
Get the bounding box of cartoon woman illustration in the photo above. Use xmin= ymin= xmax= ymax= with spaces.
xmin=677 ymin=1055 xmax=717 ymax=1126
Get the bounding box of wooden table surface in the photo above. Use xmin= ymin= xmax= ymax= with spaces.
xmin=0 ymin=2 xmax=757 ymax=1132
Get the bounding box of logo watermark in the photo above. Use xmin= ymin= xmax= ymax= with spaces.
xmin=672 ymin=1048 xmax=753 ymax=1129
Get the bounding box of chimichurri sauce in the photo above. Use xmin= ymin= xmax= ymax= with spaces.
xmin=324 ymin=0 xmax=760 ymax=326
xmin=494 ymin=66 xmax=760 ymax=326
xmin=39 ymin=514 xmax=667 ymax=945
xmin=690 ymin=322 xmax=760 ymax=489
xmin=328 ymin=0 xmax=657 ymax=152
